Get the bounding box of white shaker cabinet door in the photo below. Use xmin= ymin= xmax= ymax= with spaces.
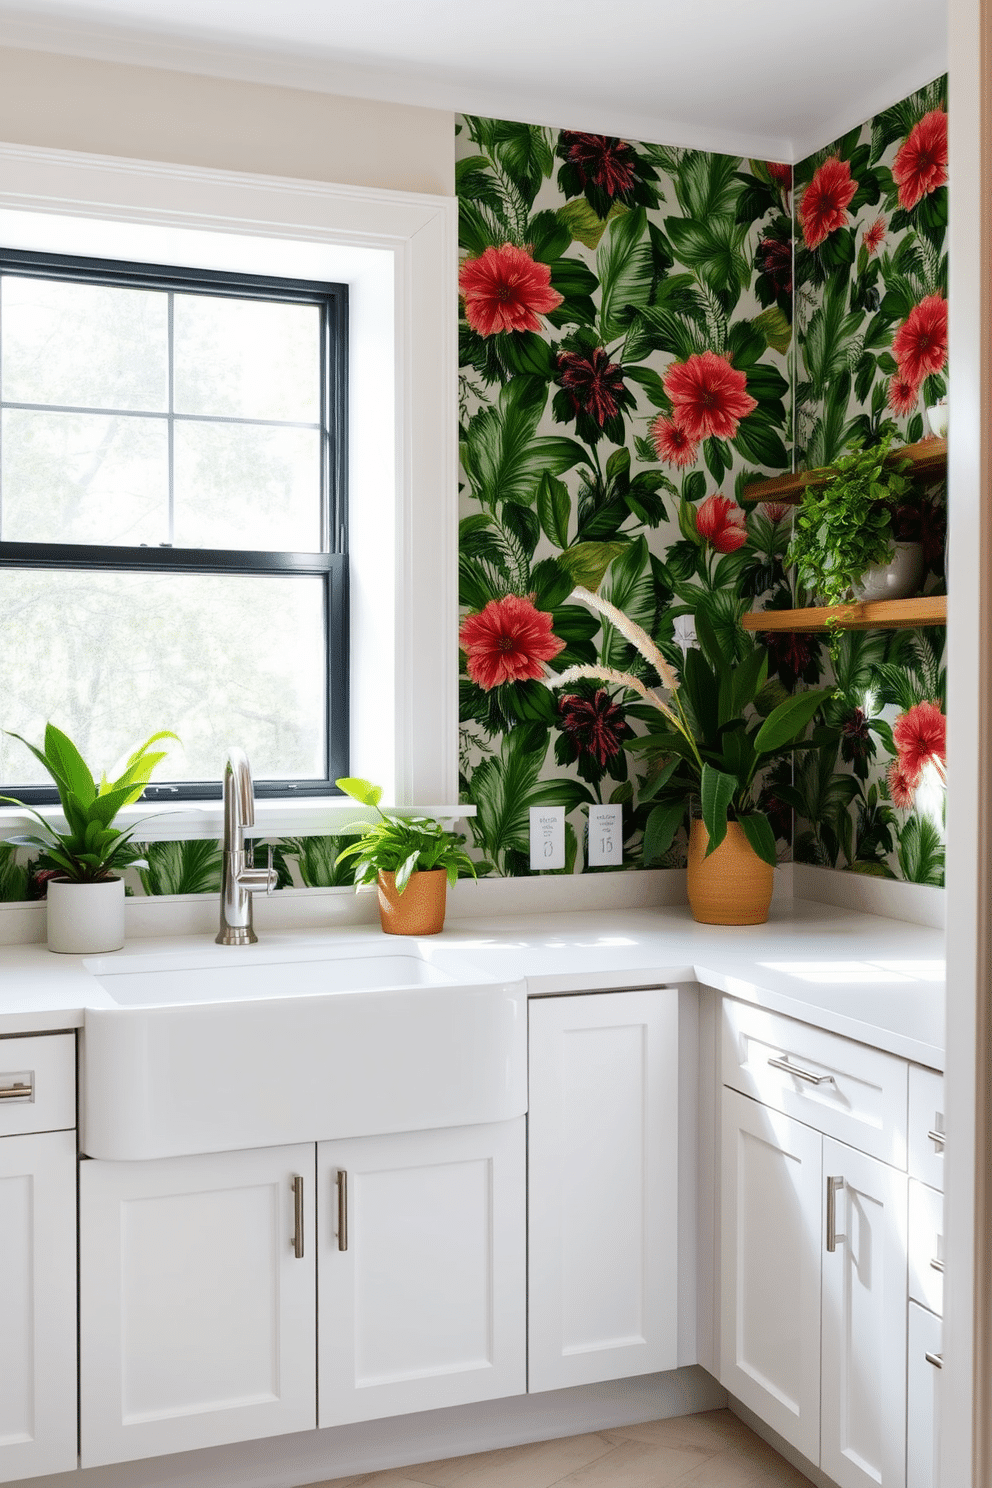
xmin=528 ymin=987 xmax=679 ymax=1393
xmin=318 ymin=1118 xmax=525 ymax=1426
xmin=907 ymin=1302 xmax=941 ymax=1488
xmin=0 ymin=1130 xmax=77 ymax=1483
xmin=720 ymin=1087 xmax=822 ymax=1465
xmin=80 ymin=1143 xmax=316 ymax=1466
xmin=820 ymin=1138 xmax=908 ymax=1488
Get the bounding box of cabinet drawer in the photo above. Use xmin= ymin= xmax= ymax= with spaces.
xmin=909 ymin=1066 xmax=945 ymax=1190
xmin=907 ymin=1303 xmax=942 ymax=1488
xmin=909 ymin=1179 xmax=944 ymax=1316
xmin=0 ymin=1033 xmax=75 ymax=1137
xmin=722 ymin=1000 xmax=907 ymax=1166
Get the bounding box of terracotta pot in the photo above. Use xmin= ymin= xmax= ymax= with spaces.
xmin=376 ymin=868 xmax=447 ymax=936
xmin=686 ymin=820 xmax=773 ymax=926
xmin=46 ymin=875 xmax=125 ymax=954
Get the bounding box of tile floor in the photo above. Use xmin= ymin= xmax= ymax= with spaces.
xmin=304 ymin=1410 xmax=815 ymax=1488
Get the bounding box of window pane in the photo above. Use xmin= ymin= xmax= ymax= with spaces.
xmin=173 ymin=422 xmax=321 ymax=551
xmin=173 ymin=295 xmax=321 ymax=423
xmin=1 ymin=277 xmax=168 ymax=412
xmin=0 ymin=570 xmax=327 ymax=783
xmin=2 ymin=410 xmax=169 ymax=545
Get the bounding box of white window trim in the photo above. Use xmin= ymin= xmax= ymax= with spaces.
xmin=0 ymin=140 xmax=462 ymax=840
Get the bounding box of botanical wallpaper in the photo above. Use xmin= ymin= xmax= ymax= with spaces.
xmin=788 ymin=76 xmax=948 ymax=884
xmin=0 ymin=82 xmax=949 ymax=901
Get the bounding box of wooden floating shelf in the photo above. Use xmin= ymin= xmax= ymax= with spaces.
xmin=742 ymin=595 xmax=947 ymax=633
xmin=742 ymin=437 xmax=947 ymax=505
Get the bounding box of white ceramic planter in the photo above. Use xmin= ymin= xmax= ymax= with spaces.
xmin=852 ymin=541 xmax=925 ymax=602
xmin=46 ymin=877 xmax=125 ymax=955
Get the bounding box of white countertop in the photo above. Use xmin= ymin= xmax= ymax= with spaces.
xmin=0 ymin=899 xmax=945 ymax=1068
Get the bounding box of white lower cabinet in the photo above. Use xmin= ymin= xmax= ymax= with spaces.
xmin=79 ymin=1143 xmax=317 ymax=1466
xmin=317 ymin=1118 xmax=526 ymax=1425
xmin=0 ymin=1128 xmax=77 ymax=1482
xmin=907 ymin=1302 xmax=941 ymax=1488
xmin=528 ymin=988 xmax=679 ymax=1392
xmin=721 ymin=1087 xmax=908 ymax=1488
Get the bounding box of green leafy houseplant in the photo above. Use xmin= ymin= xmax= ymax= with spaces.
xmin=1 ymin=725 xmax=178 ymax=883
xmin=334 ymin=778 xmax=478 ymax=893
xmin=787 ymin=434 xmax=915 ymax=614
xmin=558 ymin=588 xmax=832 ymax=867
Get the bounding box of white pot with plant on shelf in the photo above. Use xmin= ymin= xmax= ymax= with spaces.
xmin=926 ymin=398 xmax=948 ymax=439
xmin=1 ymin=723 xmax=178 ymax=954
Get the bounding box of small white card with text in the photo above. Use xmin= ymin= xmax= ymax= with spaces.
xmin=587 ymin=804 xmax=623 ymax=867
xmin=529 ymin=806 xmax=565 ymax=871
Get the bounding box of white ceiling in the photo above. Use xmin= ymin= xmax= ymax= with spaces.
xmin=0 ymin=0 xmax=948 ymax=161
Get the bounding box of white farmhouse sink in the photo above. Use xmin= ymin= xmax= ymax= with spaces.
xmin=80 ymin=941 xmax=527 ymax=1161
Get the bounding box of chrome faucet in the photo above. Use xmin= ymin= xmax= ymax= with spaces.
xmin=216 ymin=748 xmax=278 ymax=946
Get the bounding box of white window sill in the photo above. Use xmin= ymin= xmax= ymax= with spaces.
xmin=0 ymin=799 xmax=476 ymax=845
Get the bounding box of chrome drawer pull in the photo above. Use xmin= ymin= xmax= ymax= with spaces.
xmin=925 ymin=1351 xmax=943 ymax=1369
xmin=928 ymin=1128 xmax=945 ymax=1149
xmin=768 ymin=1055 xmax=835 ymax=1086
xmin=826 ymin=1175 xmax=844 ymax=1252
xmin=291 ymin=1176 xmax=304 ymax=1260
xmin=931 ymin=1255 xmax=945 ymax=1274
xmin=0 ymin=1081 xmax=32 ymax=1102
xmin=336 ymin=1169 xmax=348 ymax=1252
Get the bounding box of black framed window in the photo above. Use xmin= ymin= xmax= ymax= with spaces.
xmin=0 ymin=248 xmax=348 ymax=802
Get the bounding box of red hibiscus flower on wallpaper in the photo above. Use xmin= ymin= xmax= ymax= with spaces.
xmin=799 ymin=156 xmax=858 ymax=250
xmin=887 ymin=373 xmax=920 ymax=416
xmin=459 ymin=244 xmax=564 ymax=337
xmin=649 ymin=413 xmax=699 ymax=468
xmin=695 ymin=494 xmax=748 ymax=553
xmin=893 ymin=109 xmax=948 ymax=211
xmin=459 ymin=594 xmax=565 ymax=690
xmin=663 ymin=351 xmax=757 ymax=443
xmin=894 ymin=701 xmax=947 ymax=785
xmin=863 ymin=217 xmax=886 ymax=256
xmin=892 ymin=294 xmax=948 ymax=389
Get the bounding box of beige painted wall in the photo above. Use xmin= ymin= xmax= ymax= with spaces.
xmin=0 ymin=45 xmax=454 ymax=196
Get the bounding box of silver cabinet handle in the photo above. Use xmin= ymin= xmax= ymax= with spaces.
xmin=928 ymin=1128 xmax=945 ymax=1149
xmin=826 ymin=1175 xmax=844 ymax=1252
xmin=336 ymin=1169 xmax=348 ymax=1252
xmin=0 ymin=1081 xmax=32 ymax=1101
xmin=768 ymin=1055 xmax=834 ymax=1086
xmin=292 ymin=1175 xmax=304 ymax=1260
xmin=925 ymin=1351 xmax=943 ymax=1369
xmin=931 ymin=1256 xmax=945 ymax=1274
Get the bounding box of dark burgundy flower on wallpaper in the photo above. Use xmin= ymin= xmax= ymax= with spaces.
xmin=887 ymin=759 xmax=918 ymax=810
xmin=649 ymin=413 xmax=699 ymax=468
xmin=756 ymin=236 xmax=793 ymax=295
xmin=799 ymin=156 xmax=858 ymax=249
xmin=863 ymin=216 xmax=886 ymax=256
xmin=887 ymin=372 xmax=920 ymax=416
xmin=893 ymin=109 xmax=948 ymax=211
xmin=918 ymin=497 xmax=947 ymax=574
xmin=560 ymin=133 xmax=638 ymax=198
xmin=840 ymin=707 xmax=873 ymax=770
xmin=458 ymin=243 xmax=563 ymax=337
xmin=761 ymin=629 xmax=820 ymax=688
xmin=459 ymin=594 xmax=565 ymax=691
xmin=695 ymin=493 xmax=748 ymax=553
xmin=556 ymin=346 xmax=627 ymax=427
xmin=558 ymin=690 xmax=632 ymax=767
xmin=892 ymin=294 xmax=948 ymax=388
xmin=893 ymin=701 xmax=946 ymax=785
xmin=663 ymin=350 xmax=758 ymax=442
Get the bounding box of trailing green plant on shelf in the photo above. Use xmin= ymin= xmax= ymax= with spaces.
xmin=334 ymin=778 xmax=480 ymax=893
xmin=1 ymin=724 xmax=178 ymax=883
xmin=786 ymin=433 xmax=916 ymax=619
xmin=554 ymin=588 xmax=833 ymax=866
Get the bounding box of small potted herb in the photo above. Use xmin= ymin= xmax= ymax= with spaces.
xmin=334 ymin=777 xmax=477 ymax=935
xmin=1 ymin=725 xmax=178 ymax=952
xmin=787 ymin=435 xmax=922 ymax=644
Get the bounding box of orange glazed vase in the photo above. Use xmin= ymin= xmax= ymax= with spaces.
xmin=376 ymin=868 xmax=447 ymax=936
xmin=686 ymin=819 xmax=774 ymax=926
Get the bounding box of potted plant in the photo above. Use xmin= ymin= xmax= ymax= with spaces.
xmin=334 ymin=777 xmax=478 ymax=935
xmin=1 ymin=724 xmax=178 ymax=953
xmin=555 ymin=589 xmax=832 ymax=924
xmin=787 ymin=434 xmax=922 ymax=638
